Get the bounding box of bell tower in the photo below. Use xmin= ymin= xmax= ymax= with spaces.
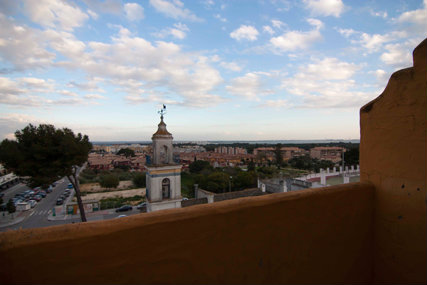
xmin=145 ymin=105 xmax=182 ymax=212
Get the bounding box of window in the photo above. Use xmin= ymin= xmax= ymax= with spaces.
xmin=162 ymin=178 xmax=170 ymax=199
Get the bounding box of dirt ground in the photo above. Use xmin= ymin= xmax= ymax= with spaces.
xmin=78 ymin=188 xmax=146 ymax=201
xmin=80 ymin=180 xmax=134 ymax=192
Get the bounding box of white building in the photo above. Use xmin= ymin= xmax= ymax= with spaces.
xmin=145 ymin=114 xmax=182 ymax=212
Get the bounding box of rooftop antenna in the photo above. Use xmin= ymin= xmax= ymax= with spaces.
xmin=158 ymin=104 xmax=167 ymax=120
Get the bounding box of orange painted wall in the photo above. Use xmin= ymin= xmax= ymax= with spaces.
xmin=360 ymin=38 xmax=427 ymax=283
xmin=0 ymin=182 xmax=374 ymax=284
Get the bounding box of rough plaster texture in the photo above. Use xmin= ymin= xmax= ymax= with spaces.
xmin=0 ymin=182 xmax=374 ymax=284
xmin=360 ymin=38 xmax=427 ymax=284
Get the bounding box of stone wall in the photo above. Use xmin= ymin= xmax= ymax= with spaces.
xmin=181 ymin=197 xmax=208 ymax=207
xmin=213 ymin=188 xmax=266 ymax=202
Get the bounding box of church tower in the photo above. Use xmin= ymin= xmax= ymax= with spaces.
xmin=145 ymin=106 xmax=182 ymax=212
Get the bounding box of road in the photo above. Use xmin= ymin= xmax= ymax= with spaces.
xmin=1 ymin=179 xmax=143 ymax=232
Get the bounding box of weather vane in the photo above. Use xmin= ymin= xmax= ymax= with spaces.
xmin=158 ymin=104 xmax=167 ymax=119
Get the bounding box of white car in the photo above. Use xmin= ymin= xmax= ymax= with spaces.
xmin=28 ymin=200 xmax=37 ymax=208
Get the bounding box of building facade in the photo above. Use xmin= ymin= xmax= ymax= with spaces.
xmin=145 ymin=114 xmax=182 ymax=212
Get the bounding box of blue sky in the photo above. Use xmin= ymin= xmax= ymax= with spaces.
xmin=0 ymin=0 xmax=425 ymax=141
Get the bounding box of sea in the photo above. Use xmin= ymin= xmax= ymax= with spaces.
xmin=93 ymin=139 xmax=360 ymax=145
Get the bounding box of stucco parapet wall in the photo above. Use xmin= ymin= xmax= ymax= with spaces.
xmin=0 ymin=182 xmax=375 ymax=248
xmin=0 ymin=182 xmax=375 ymax=284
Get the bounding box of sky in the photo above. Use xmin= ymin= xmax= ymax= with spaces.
xmin=0 ymin=0 xmax=426 ymax=142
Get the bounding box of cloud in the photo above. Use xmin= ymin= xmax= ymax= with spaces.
xmin=396 ymin=0 xmax=427 ymax=35
xmin=84 ymin=93 xmax=105 ymax=99
xmin=281 ymin=57 xmax=371 ymax=108
xmin=0 ymin=14 xmax=55 ymax=71
xmin=270 ymin=18 xmax=323 ymax=52
xmin=220 ymin=61 xmax=242 ymax=72
xmin=153 ymin=23 xmax=189 ymax=39
xmin=226 ymin=72 xmax=273 ymax=100
xmin=380 ymin=39 xmax=420 ymax=67
xmin=0 ymin=113 xmax=47 ymax=140
xmin=214 ymin=14 xmax=227 ymax=22
xmin=370 ymin=10 xmax=387 ymax=18
xmin=54 ymin=29 xmax=223 ymax=107
xmin=82 ymin=0 xmax=122 ymax=15
xmin=263 ymin=25 xmax=274 ymax=35
xmin=230 ymin=25 xmax=259 ymax=41
xmin=149 ymin=0 xmax=202 ymax=21
xmin=271 ymin=19 xmax=285 ymax=29
xmin=124 ymin=3 xmax=144 ymax=21
xmin=303 ymin=0 xmax=345 ymax=17
xmin=258 ymin=99 xmax=291 ymax=108
xmin=87 ymin=9 xmax=98 ymax=20
xmin=0 ymin=76 xmax=96 ymax=107
xmin=23 ymin=0 xmax=88 ymax=31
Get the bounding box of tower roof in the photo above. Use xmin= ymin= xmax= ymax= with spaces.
xmin=152 ymin=116 xmax=173 ymax=139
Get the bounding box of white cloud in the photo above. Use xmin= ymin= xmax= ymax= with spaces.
xmin=258 ymin=99 xmax=291 ymax=108
xmin=149 ymin=0 xmax=201 ymax=21
xmin=336 ymin=28 xmax=357 ymax=38
xmin=0 ymin=14 xmax=55 ymax=71
xmin=220 ymin=61 xmax=242 ymax=72
xmin=380 ymin=39 xmax=419 ymax=68
xmin=214 ymin=14 xmax=227 ymax=22
xmin=24 ymin=0 xmax=88 ymax=31
xmin=396 ymin=0 xmax=427 ymax=35
xmin=303 ymin=0 xmax=345 ymax=17
xmin=87 ymin=9 xmax=98 ymax=20
xmin=124 ymin=3 xmax=144 ymax=21
xmin=263 ymin=25 xmax=275 ymax=35
xmin=82 ymin=0 xmax=122 ymax=15
xmin=270 ymin=18 xmax=323 ymax=52
xmin=271 ymin=19 xmax=285 ymax=29
xmin=58 ymin=30 xmax=223 ymax=107
xmin=84 ymin=93 xmax=105 ymax=99
xmin=230 ymin=25 xmax=259 ymax=41
xmin=226 ymin=72 xmax=273 ymax=100
xmin=370 ymin=10 xmax=387 ymax=18
xmin=281 ymin=58 xmax=370 ymax=108
xmin=154 ymin=23 xmax=189 ymax=39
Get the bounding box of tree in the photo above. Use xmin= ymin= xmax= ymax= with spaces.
xmin=275 ymin=143 xmax=283 ymax=167
xmin=132 ymin=172 xmax=146 ymax=188
xmin=117 ymin=148 xmax=135 ymax=157
xmin=6 ymin=199 xmax=16 ymax=214
xmin=189 ymin=160 xmax=212 ymax=174
xmin=0 ymin=124 xmax=92 ymax=222
xmin=344 ymin=148 xmax=359 ymax=166
xmin=100 ymin=174 xmax=119 ymax=189
xmin=247 ymin=160 xmax=255 ymax=171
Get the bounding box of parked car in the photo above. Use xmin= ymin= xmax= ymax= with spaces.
xmin=33 ymin=195 xmax=42 ymax=202
xmin=28 ymin=200 xmax=37 ymax=208
xmin=115 ymin=215 xmax=127 ymax=218
xmin=115 ymin=205 xmax=133 ymax=212
xmin=56 ymin=198 xmax=63 ymax=205
xmin=67 ymin=183 xmax=73 ymax=189
xmin=0 ymin=203 xmax=7 ymax=211
xmin=136 ymin=202 xmax=147 ymax=210
xmin=38 ymin=191 xmax=47 ymax=198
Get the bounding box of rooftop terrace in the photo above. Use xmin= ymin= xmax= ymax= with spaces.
xmin=0 ymin=38 xmax=425 ymax=284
